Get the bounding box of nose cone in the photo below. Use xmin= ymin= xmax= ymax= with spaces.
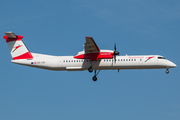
xmin=167 ymin=61 xmax=177 ymax=68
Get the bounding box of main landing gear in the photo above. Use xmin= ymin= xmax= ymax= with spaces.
xmin=92 ymin=70 xmax=101 ymax=81
xmin=166 ymin=68 xmax=169 ymax=74
xmin=87 ymin=60 xmax=100 ymax=81
xmin=88 ymin=67 xmax=93 ymax=73
xmin=88 ymin=60 xmax=97 ymax=73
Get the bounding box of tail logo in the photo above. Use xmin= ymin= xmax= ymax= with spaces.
xmin=12 ymin=45 xmax=23 ymax=53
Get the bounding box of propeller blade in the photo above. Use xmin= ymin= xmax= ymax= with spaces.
xmin=114 ymin=55 xmax=116 ymax=63
xmin=113 ymin=43 xmax=119 ymax=64
xmin=114 ymin=43 xmax=116 ymax=51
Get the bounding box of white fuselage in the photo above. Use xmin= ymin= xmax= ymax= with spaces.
xmin=3 ymin=32 xmax=177 ymax=81
xmin=11 ymin=53 xmax=176 ymax=71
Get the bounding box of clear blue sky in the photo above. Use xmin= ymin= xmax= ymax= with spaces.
xmin=0 ymin=0 xmax=180 ymax=120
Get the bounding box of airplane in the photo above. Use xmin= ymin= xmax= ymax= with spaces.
xmin=3 ymin=32 xmax=177 ymax=81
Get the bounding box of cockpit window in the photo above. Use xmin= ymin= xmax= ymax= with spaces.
xmin=158 ymin=57 xmax=166 ymax=59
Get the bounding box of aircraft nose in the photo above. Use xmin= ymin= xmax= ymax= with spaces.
xmin=167 ymin=61 xmax=177 ymax=68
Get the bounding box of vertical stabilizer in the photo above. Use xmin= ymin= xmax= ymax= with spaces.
xmin=3 ymin=32 xmax=33 ymax=60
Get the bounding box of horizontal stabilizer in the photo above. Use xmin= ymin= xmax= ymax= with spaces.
xmin=5 ymin=32 xmax=17 ymax=38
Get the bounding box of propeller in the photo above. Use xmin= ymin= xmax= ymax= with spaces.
xmin=113 ymin=43 xmax=119 ymax=63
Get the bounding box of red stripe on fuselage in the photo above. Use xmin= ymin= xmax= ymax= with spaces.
xmin=74 ymin=52 xmax=113 ymax=60
xmin=13 ymin=51 xmax=33 ymax=60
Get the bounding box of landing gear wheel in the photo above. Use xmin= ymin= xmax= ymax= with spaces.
xmin=92 ymin=76 xmax=97 ymax=81
xmin=166 ymin=69 xmax=169 ymax=74
xmin=88 ymin=67 xmax=93 ymax=73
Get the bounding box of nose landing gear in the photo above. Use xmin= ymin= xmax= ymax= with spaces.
xmin=166 ymin=68 xmax=169 ymax=74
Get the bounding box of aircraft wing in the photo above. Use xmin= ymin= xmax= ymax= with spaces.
xmin=74 ymin=36 xmax=114 ymax=60
xmin=84 ymin=37 xmax=100 ymax=53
